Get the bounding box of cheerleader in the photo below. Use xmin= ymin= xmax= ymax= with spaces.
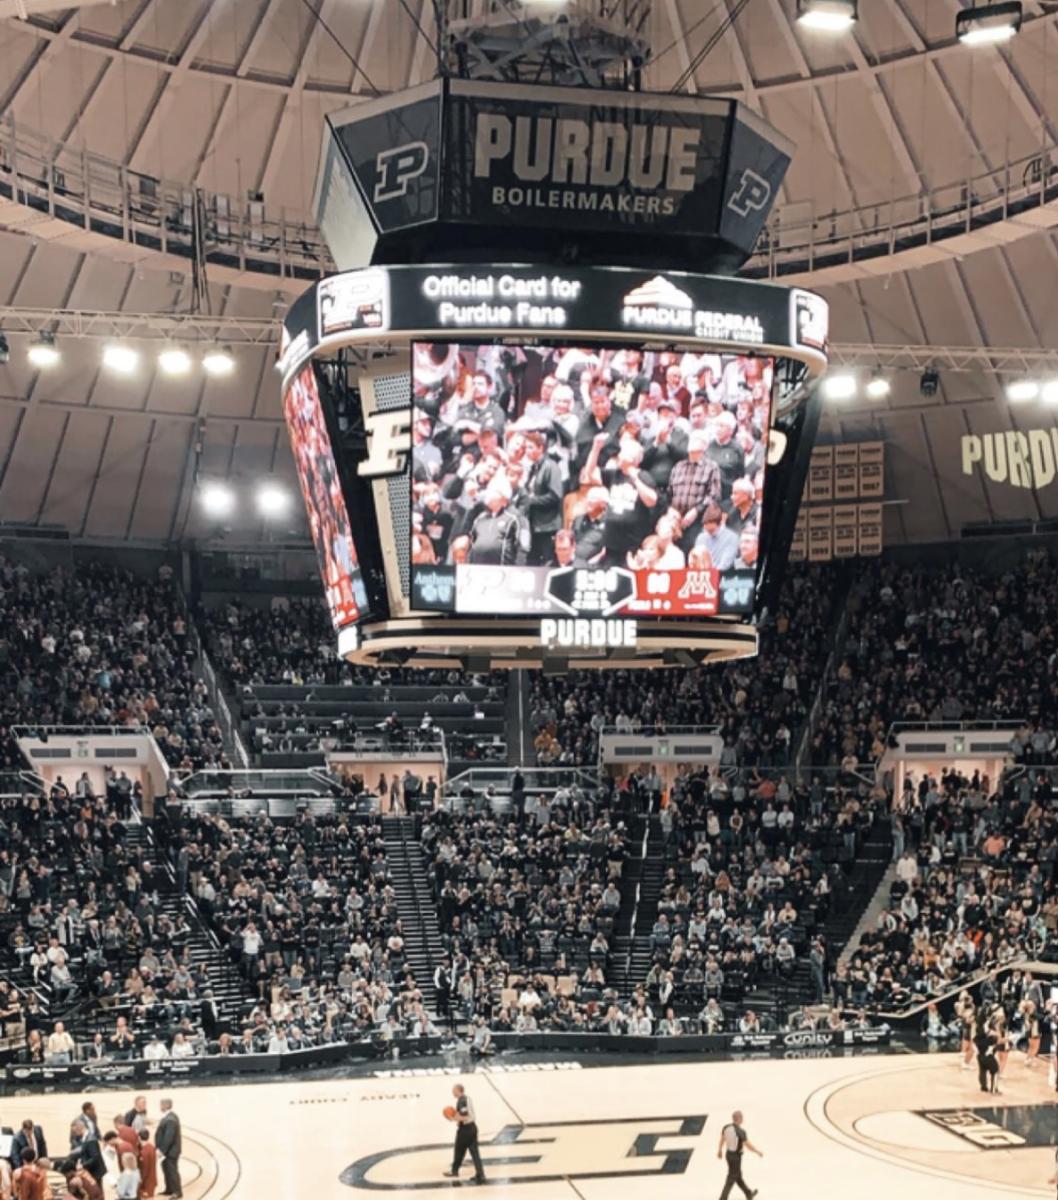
xmin=955 ymin=990 xmax=976 ymax=1070
xmin=991 ymin=1009 xmax=1010 ymax=1077
xmin=1021 ymin=998 xmax=1042 ymax=1068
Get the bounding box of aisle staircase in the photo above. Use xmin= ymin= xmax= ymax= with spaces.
xmin=382 ymin=816 xmax=443 ymax=1013
xmin=614 ymin=814 xmax=665 ymax=995
xmin=127 ymin=822 xmax=254 ymax=1026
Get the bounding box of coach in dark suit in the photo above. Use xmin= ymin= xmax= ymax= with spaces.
xmin=69 ymin=1118 xmax=105 ymax=1182
xmin=10 ymin=1119 xmax=46 ymax=1169
xmin=155 ymin=1099 xmax=182 ymax=1198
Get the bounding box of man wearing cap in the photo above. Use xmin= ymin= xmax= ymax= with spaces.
xmin=519 ymin=431 xmax=564 ymax=565
xmin=458 ymin=370 xmax=507 ymax=435
xmin=643 ymin=402 xmax=688 ymax=501
xmin=418 ymin=484 xmax=454 ymax=562
xmin=469 ymin=477 xmax=524 ymax=565
xmin=670 ymin=431 xmax=722 ymax=549
xmin=722 ymin=478 xmax=760 ymax=536
xmin=572 ymin=488 xmax=610 ymax=566
xmin=695 ymin=505 xmax=740 ymax=572
xmin=707 ymin=413 xmax=746 ymax=500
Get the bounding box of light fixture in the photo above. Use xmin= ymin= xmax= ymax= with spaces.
xmin=865 ymin=376 xmax=891 ymax=399
xmin=919 ymin=369 xmax=939 ymax=397
xmin=103 ymin=343 xmax=139 ymax=374
xmin=0 ymin=333 xmax=10 ymax=365
xmin=822 ymin=372 xmax=856 ymax=400
xmin=956 ymin=1 xmax=1022 ymax=46
xmin=202 ymin=346 xmax=235 ymax=377
xmin=1005 ymin=379 xmax=1039 ymax=403
xmin=1041 ymin=380 xmax=1058 ymax=406
xmin=27 ymin=333 xmax=60 ymax=369
xmin=796 ymin=0 xmax=857 ymax=32
xmin=158 ymin=346 xmax=193 ymax=376
xmin=200 ymin=482 xmax=236 ymax=517
xmin=256 ymin=484 xmax=290 ymax=517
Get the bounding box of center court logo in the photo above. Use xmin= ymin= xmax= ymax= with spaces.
xmin=340 ymin=1114 xmax=706 ymax=1189
xmin=809 ymin=1064 xmax=1057 ymax=1194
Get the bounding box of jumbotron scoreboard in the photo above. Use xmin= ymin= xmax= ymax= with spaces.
xmin=279 ymin=79 xmax=829 ymax=670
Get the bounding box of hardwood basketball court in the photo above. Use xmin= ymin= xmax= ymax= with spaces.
xmin=5 ymin=1051 xmax=1054 ymax=1198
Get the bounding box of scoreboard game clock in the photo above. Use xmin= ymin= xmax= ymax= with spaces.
xmin=280 ymin=80 xmax=830 ymax=671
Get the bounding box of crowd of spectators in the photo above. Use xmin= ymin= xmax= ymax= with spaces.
xmin=0 ymin=556 xmax=225 ymax=776
xmin=0 ymin=779 xmax=242 ymax=1067
xmin=842 ymin=763 xmax=1058 ymax=1012
xmin=154 ymin=806 xmax=440 ymax=1051
xmin=411 ymin=345 xmax=772 ymax=573
xmin=810 ymin=550 xmax=1058 ymax=771
xmin=422 ymin=785 xmax=629 ymax=1032
xmin=528 ymin=563 xmax=841 ymax=765
xmin=629 ymin=766 xmax=882 ymax=1013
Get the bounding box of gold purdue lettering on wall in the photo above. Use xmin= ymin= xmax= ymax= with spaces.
xmin=961 ymin=428 xmax=1058 ymax=489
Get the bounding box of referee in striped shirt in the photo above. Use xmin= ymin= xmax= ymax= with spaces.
xmin=443 ymin=1083 xmax=486 ymax=1185
xmin=717 ymin=1110 xmax=762 ymax=1199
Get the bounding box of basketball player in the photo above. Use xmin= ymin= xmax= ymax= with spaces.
xmin=717 ymin=1110 xmax=762 ymax=1200
xmin=443 ymin=1083 xmax=486 ymax=1185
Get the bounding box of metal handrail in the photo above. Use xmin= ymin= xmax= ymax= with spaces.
xmin=0 ymin=114 xmax=330 ymax=284
xmin=598 ymin=724 xmax=723 ymax=737
xmin=887 ymin=720 xmax=1027 ymax=735
xmin=747 ymin=145 xmax=1058 ymax=279
xmin=3 ymin=113 xmax=1057 ymax=287
xmin=444 ymin=765 xmax=599 ymax=794
xmin=12 ymin=723 xmax=151 ymax=738
xmin=868 ymin=957 xmax=1051 ymax=1023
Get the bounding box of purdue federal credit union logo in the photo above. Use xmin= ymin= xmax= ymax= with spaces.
xmin=341 ymin=1114 xmax=707 ymax=1189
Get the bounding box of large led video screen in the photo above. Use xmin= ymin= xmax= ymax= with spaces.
xmin=410 ymin=342 xmax=774 ymax=618
xmin=283 ymin=363 xmax=367 ymax=630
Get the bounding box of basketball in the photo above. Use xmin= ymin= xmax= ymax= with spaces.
xmin=443 ymin=1106 xmax=457 ymax=1121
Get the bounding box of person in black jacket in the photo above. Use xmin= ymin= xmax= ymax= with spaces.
xmin=519 ymin=432 xmax=564 ymax=565
xmin=154 ymin=1099 xmax=182 ymax=1198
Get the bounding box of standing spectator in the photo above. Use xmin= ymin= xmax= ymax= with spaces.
xmin=154 ymin=1101 xmax=181 ymax=1200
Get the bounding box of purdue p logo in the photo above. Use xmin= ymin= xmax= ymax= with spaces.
xmin=727 ymin=168 xmax=772 ymax=218
xmin=374 ymin=142 xmax=430 ymax=204
xmin=359 ymin=410 xmax=412 ymax=478
xmin=341 ymin=1115 xmax=706 ymax=1189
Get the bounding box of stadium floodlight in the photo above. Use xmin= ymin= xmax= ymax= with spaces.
xmin=256 ymin=484 xmax=290 ymax=518
xmin=202 ymin=346 xmax=236 ymax=377
xmin=27 ymin=333 xmax=60 ymax=368
xmin=102 ymin=343 xmax=140 ymax=374
xmin=158 ymin=346 xmax=193 ymax=376
xmin=1041 ymin=379 xmax=1058 ymax=406
xmin=822 ymin=372 xmax=856 ymax=400
xmin=956 ymin=2 xmax=1022 ymax=45
xmin=865 ymin=375 xmax=890 ymax=399
xmin=797 ymin=0 xmax=857 ymax=32
xmin=200 ymin=482 xmax=236 ymax=517
xmin=1005 ymin=379 xmax=1039 ymax=403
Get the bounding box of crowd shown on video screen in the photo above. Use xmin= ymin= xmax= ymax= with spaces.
xmin=411 ymin=344 xmax=773 ymax=574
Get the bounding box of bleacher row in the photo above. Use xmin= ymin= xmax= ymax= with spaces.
xmin=0 ymin=552 xmax=1057 ymax=1062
